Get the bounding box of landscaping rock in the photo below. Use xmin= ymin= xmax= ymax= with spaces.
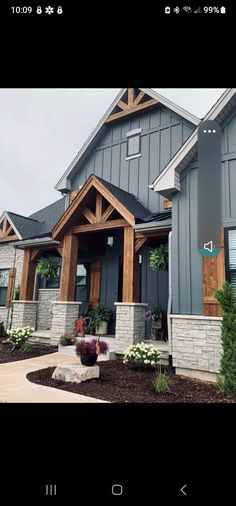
xmin=52 ymin=362 xmax=100 ymax=383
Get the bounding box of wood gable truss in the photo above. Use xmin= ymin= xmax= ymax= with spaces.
xmin=105 ymin=88 xmax=159 ymax=124
xmin=0 ymin=213 xmax=20 ymax=243
xmin=52 ymin=174 xmax=135 ymax=240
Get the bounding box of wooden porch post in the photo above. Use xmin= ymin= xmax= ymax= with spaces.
xmin=122 ymin=226 xmax=139 ymax=302
xmin=60 ymin=233 xmax=78 ymax=301
xmin=20 ymin=248 xmax=37 ymax=301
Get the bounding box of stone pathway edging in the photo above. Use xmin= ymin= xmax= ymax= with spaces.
xmin=0 ymin=352 xmax=108 ymax=403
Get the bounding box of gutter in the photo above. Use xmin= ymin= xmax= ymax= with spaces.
xmin=11 ymin=237 xmax=60 ymax=249
xmin=134 ymin=219 xmax=172 ymax=232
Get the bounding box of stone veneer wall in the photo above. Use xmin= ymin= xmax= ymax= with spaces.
xmin=0 ymin=243 xmax=24 ymax=327
xmin=11 ymin=301 xmax=38 ymax=330
xmin=36 ymin=289 xmax=60 ymax=330
xmin=51 ymin=301 xmax=81 ymax=345
xmin=171 ymin=315 xmax=223 ymax=381
xmin=114 ymin=303 xmax=148 ymax=354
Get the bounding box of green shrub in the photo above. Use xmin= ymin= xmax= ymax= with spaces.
xmin=214 ymin=282 xmax=236 ymax=397
xmin=6 ymin=326 xmax=34 ymax=352
xmin=153 ymin=372 xmax=170 ymax=394
xmin=149 ymin=244 xmax=168 ymax=271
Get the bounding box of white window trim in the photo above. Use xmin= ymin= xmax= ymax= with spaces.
xmin=126 ymin=153 xmax=142 ymax=161
xmin=126 ymin=128 xmax=142 ymax=138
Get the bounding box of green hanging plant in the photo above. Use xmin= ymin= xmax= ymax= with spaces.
xmin=149 ymin=244 xmax=168 ymax=271
xmin=36 ymin=257 xmax=59 ymax=280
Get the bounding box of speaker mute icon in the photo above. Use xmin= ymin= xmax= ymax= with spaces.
xmin=45 ymin=484 xmax=57 ymax=496
xmin=204 ymin=240 xmax=214 ymax=253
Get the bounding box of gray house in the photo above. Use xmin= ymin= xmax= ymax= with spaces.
xmin=1 ymin=88 xmax=236 ymax=382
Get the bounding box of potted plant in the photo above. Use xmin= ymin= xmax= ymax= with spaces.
xmin=89 ymin=304 xmax=112 ymax=335
xmin=60 ymin=334 xmax=76 ymax=346
xmin=149 ymin=244 xmax=168 ymax=271
xmin=76 ymin=338 xmax=109 ymax=366
xmin=36 ymin=257 xmax=59 ymax=280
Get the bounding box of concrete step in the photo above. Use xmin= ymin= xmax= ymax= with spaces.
xmin=29 ymin=330 xmax=51 ymax=345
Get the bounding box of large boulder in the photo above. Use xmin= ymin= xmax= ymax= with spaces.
xmin=52 ymin=361 xmax=100 ymax=383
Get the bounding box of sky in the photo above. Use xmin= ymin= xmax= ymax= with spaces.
xmin=0 ymin=88 xmax=226 ymax=217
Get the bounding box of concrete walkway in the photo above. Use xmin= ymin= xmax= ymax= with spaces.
xmin=0 ymin=352 xmax=107 ymax=403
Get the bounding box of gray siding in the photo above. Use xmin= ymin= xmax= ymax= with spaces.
xmin=71 ymin=106 xmax=194 ymax=213
xmin=172 ymin=108 xmax=236 ymax=315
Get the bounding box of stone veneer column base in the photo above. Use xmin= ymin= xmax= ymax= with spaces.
xmin=51 ymin=301 xmax=81 ymax=345
xmin=114 ymin=302 xmax=148 ymax=354
xmin=171 ymin=314 xmax=223 ymax=382
xmin=11 ymin=301 xmax=38 ymax=330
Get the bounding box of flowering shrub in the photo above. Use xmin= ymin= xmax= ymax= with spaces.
xmin=123 ymin=342 xmax=161 ymax=367
xmin=6 ymin=326 xmax=34 ymax=351
xmin=76 ymin=338 xmax=109 ymax=357
xmin=144 ymin=306 xmax=163 ymax=321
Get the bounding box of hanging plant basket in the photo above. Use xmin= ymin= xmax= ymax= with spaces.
xmin=149 ymin=244 xmax=168 ymax=271
xmin=36 ymin=257 xmax=59 ymax=280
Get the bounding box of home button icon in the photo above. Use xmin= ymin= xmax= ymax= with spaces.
xmin=112 ymin=484 xmax=123 ymax=495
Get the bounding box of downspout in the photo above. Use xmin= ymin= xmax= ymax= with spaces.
xmin=167 ymin=231 xmax=172 ymax=356
xmin=6 ymin=245 xmax=17 ymax=331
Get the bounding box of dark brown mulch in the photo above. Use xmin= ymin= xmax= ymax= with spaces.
xmin=0 ymin=343 xmax=57 ymax=363
xmin=26 ymin=359 xmax=235 ymax=403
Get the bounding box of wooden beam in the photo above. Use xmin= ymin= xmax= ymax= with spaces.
xmin=82 ymin=207 xmax=96 ymax=224
xmin=117 ymin=99 xmax=129 ymax=111
xmin=56 ymin=245 xmax=64 ymax=257
xmin=89 ymin=261 xmax=101 ymax=309
xmin=133 ymin=90 xmax=145 ymax=106
xmin=135 ymin=229 xmax=170 ymax=239
xmin=135 ymin=237 xmax=149 ymax=254
xmin=2 ymin=217 xmax=7 ymax=235
xmin=164 ymin=199 xmax=172 ymax=209
xmin=0 ymin=235 xmax=18 ymax=243
xmin=52 ymin=175 xmax=135 ymax=240
xmin=95 ymin=193 xmax=103 ymax=222
xmin=123 ymin=226 xmax=136 ymax=302
xmin=72 ymin=219 xmax=128 ymax=234
xmin=128 ymin=88 xmax=134 ymax=106
xmin=60 ymin=234 xmax=78 ymax=301
xmin=30 ymin=249 xmax=42 ymax=262
xmin=105 ymin=99 xmax=158 ymax=124
xmin=20 ymin=248 xmax=36 ymax=301
xmin=203 ymin=228 xmax=225 ymax=316
xmin=6 ymin=224 xmax=13 ymax=236
xmin=5 ymin=267 xmax=16 ymax=308
xmin=133 ymin=253 xmax=140 ymax=303
xmin=101 ymin=204 xmax=115 ymax=222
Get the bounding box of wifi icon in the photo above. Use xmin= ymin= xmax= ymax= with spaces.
xmin=183 ymin=6 xmax=192 ymax=12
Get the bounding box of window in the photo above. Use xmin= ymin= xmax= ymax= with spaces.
xmin=127 ymin=134 xmax=140 ymax=157
xmin=126 ymin=127 xmax=142 ymax=159
xmin=0 ymin=269 xmax=9 ymax=306
xmin=227 ymin=229 xmax=236 ymax=296
xmin=75 ymin=263 xmax=91 ymax=302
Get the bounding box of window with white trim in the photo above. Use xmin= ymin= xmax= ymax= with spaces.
xmin=126 ymin=128 xmax=142 ymax=159
xmin=0 ymin=269 xmax=9 ymax=306
xmin=227 ymin=229 xmax=236 ymax=296
xmin=127 ymin=134 xmax=141 ymax=157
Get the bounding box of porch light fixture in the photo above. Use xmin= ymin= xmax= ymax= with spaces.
xmin=107 ymin=235 xmax=114 ymax=247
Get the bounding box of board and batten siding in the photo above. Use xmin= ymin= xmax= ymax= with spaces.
xmin=71 ymin=106 xmax=194 ymax=213
xmin=172 ymin=108 xmax=236 ymax=315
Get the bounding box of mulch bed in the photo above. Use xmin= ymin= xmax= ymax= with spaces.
xmin=26 ymin=359 xmax=235 ymax=403
xmin=0 ymin=343 xmax=57 ymax=363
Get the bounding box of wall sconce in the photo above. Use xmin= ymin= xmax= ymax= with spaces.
xmin=107 ymin=235 xmax=114 ymax=247
xmin=139 ymin=254 xmax=142 ymax=264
